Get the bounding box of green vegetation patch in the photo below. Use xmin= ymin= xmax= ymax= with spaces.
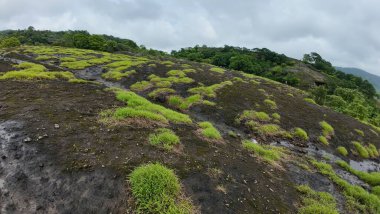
xmin=320 ymin=121 xmax=334 ymax=137
xmin=293 ymin=128 xmax=309 ymax=141
xmin=209 ymin=67 xmax=225 ymax=73
xmin=354 ymin=129 xmax=365 ymax=136
xmin=198 ymin=121 xmax=222 ymax=140
xmin=167 ymin=94 xmax=212 ymax=110
xmin=0 ymin=62 xmax=78 ymax=81
xmin=312 ymin=160 xmax=380 ymax=213
xmin=257 ymin=124 xmax=284 ymax=136
xmin=236 ymin=110 xmax=271 ymax=123
xmin=304 ymin=98 xmax=317 ymax=105
xmin=319 ymin=136 xmax=329 ymax=146
xmin=148 ymin=88 xmax=176 ymax=98
xmin=102 ymin=89 xmax=192 ymax=124
xmin=264 ymin=99 xmax=277 ymax=109
xmin=60 ymin=60 xmax=92 ymax=69
xmin=102 ymin=69 xmax=136 ymax=80
xmin=242 ymin=140 xmax=283 ymax=163
xmin=353 ymin=141 xmax=370 ymax=158
xmin=129 ymin=163 xmax=193 ymax=213
xmin=336 ymin=146 xmax=348 ymax=156
xmin=188 ymin=81 xmax=233 ymax=98
xmin=130 ymin=81 xmax=153 ymax=92
xmin=149 ymin=128 xmax=180 ymax=150
xmin=296 ymin=185 xmax=338 ymax=214
xmin=336 ymin=160 xmax=380 ymax=186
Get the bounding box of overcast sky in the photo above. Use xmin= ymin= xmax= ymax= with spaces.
xmin=1 ymin=0 xmax=380 ymax=76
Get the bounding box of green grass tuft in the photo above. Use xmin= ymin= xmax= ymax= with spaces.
xmin=129 ymin=163 xmax=193 ymax=213
xmin=242 ymin=140 xmax=283 ymax=163
xmin=304 ymin=98 xmax=317 ymax=105
xmin=319 ymin=136 xmax=329 ymax=145
xmin=198 ymin=121 xmax=222 ymax=140
xmin=148 ymin=88 xmax=176 ymax=98
xmin=311 ymin=160 xmax=380 ymax=213
xmin=130 ymin=81 xmax=153 ymax=92
xmin=107 ymin=90 xmax=192 ymax=124
xmin=149 ymin=128 xmax=180 ymax=150
xmin=336 ymin=146 xmax=348 ymax=156
xmin=209 ymin=67 xmax=225 ymax=73
xmin=264 ymin=99 xmax=277 ymax=109
xmin=336 ymin=160 xmax=380 ymax=186
xmin=320 ymin=121 xmax=334 ymax=137
xmin=257 ymin=124 xmax=281 ymax=136
xmin=353 ymin=141 xmax=369 ymax=158
xmin=188 ymin=81 xmax=232 ymax=98
xmin=296 ymin=185 xmax=338 ymax=214
xmin=354 ymin=129 xmax=365 ymax=136
xmin=293 ymin=128 xmax=309 ymax=140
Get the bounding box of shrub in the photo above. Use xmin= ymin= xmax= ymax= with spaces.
xmin=320 ymin=121 xmax=334 ymax=137
xmin=264 ymin=99 xmax=277 ymax=109
xmin=336 ymin=160 xmax=380 ymax=186
xmin=198 ymin=121 xmax=222 ymax=140
xmin=353 ymin=141 xmax=369 ymax=158
xmin=293 ymin=128 xmax=309 ymax=140
xmin=319 ymin=136 xmax=329 ymax=145
xmin=296 ymin=185 xmax=338 ymax=214
xmin=336 ymin=146 xmax=348 ymax=156
xmin=0 ymin=36 xmax=21 ymax=48
xmin=129 ymin=163 xmax=192 ymax=213
xmin=242 ymin=140 xmax=283 ymax=163
xmin=149 ymin=128 xmax=180 ymax=150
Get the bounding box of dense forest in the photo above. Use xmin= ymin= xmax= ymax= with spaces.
xmin=0 ymin=26 xmax=166 ymax=56
xmin=1 ymin=27 xmax=379 ymax=127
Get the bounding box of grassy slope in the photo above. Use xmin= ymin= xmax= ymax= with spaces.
xmin=1 ymin=45 xmax=380 ymax=213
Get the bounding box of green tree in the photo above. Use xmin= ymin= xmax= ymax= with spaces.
xmin=0 ymin=37 xmax=21 ymax=48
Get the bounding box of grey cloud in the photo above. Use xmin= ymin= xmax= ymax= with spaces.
xmin=0 ymin=0 xmax=379 ymax=76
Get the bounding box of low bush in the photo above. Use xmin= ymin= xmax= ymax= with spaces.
xmin=264 ymin=99 xmax=277 ymax=109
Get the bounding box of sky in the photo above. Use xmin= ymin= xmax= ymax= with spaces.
xmin=1 ymin=0 xmax=380 ymax=76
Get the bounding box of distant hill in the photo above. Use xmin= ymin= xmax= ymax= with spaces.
xmin=336 ymin=66 xmax=380 ymax=92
